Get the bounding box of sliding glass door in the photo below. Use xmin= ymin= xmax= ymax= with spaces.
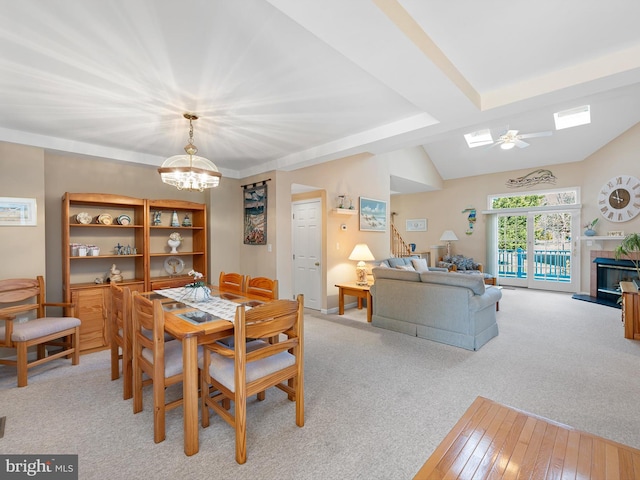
xmin=497 ymin=210 xmax=578 ymax=292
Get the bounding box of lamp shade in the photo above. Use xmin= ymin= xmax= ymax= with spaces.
xmin=439 ymin=230 xmax=459 ymax=242
xmin=348 ymin=243 xmax=375 ymax=261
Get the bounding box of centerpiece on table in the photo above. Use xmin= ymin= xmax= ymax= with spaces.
xmin=182 ymin=269 xmax=211 ymax=302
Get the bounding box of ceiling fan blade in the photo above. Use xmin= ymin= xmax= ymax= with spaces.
xmin=518 ymin=131 xmax=552 ymax=139
xmin=515 ymin=139 xmax=530 ymax=148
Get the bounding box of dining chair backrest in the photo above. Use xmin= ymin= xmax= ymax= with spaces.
xmin=131 ymin=292 xmax=185 ymax=443
xmin=200 ymin=294 xmax=304 ymax=464
xmin=0 ymin=276 xmax=80 ymax=387
xmin=219 ymin=271 xmax=245 ymax=294
xmin=244 ymin=276 xmax=279 ymax=301
xmin=110 ymin=282 xmax=132 ymax=400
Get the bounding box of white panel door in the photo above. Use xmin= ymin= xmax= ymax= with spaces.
xmin=292 ymin=199 xmax=322 ymax=310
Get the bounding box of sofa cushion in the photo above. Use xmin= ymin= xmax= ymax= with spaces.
xmin=410 ymin=258 xmax=429 ymax=273
xmin=419 ymin=271 xmax=485 ymax=295
xmin=387 ymin=257 xmax=408 ymax=268
xmin=396 ymin=264 xmax=415 ymax=271
xmin=372 ymin=267 xmax=421 ymax=282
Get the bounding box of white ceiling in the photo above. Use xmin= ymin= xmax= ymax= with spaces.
xmin=2 ymin=0 xmax=640 ymax=191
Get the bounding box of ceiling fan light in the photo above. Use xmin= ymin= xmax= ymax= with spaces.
xmin=500 ymin=142 xmax=515 ymax=150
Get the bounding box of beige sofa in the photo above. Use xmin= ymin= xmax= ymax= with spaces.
xmin=370 ymin=267 xmax=502 ymax=351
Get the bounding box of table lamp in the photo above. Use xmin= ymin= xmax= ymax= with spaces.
xmin=439 ymin=230 xmax=458 ymax=257
xmin=348 ymin=243 xmax=375 ymax=285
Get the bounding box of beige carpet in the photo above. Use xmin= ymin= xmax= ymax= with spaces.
xmin=0 ymin=287 xmax=639 ymax=479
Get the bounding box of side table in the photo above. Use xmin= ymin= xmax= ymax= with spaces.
xmin=621 ymin=281 xmax=640 ymax=340
xmin=335 ymin=282 xmax=372 ymax=322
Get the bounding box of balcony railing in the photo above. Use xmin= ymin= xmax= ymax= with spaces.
xmin=498 ymin=248 xmax=571 ymax=282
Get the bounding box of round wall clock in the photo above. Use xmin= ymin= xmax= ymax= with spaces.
xmin=597 ymin=174 xmax=640 ymax=222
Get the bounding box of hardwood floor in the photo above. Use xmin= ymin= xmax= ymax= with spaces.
xmin=414 ymin=396 xmax=640 ymax=479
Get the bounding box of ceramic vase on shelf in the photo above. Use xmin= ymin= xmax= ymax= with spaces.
xmin=171 ymin=211 xmax=180 ymax=227
xmin=168 ymin=232 xmax=182 ymax=253
xmin=584 ymin=228 xmax=596 ymax=236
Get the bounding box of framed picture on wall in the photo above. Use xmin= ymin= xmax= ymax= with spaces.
xmin=0 ymin=197 xmax=37 ymax=226
xmin=359 ymin=197 xmax=387 ymax=232
xmin=406 ymin=218 xmax=427 ymax=231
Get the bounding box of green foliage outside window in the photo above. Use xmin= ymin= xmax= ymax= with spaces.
xmin=495 ymin=195 xmax=544 ymax=250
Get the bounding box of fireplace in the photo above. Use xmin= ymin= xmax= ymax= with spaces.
xmin=573 ymin=250 xmax=640 ymax=308
xmin=594 ymin=257 xmax=638 ymax=305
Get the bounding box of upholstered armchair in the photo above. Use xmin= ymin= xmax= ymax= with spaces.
xmin=437 ymin=254 xmax=483 ymax=272
xmin=437 ymin=255 xmax=496 ymax=285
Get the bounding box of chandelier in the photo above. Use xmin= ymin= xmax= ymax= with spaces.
xmin=158 ymin=113 xmax=221 ymax=191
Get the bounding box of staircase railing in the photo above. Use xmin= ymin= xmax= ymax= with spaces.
xmin=391 ymin=223 xmax=411 ymax=257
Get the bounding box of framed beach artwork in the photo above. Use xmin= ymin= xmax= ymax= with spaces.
xmin=359 ymin=197 xmax=387 ymax=232
xmin=0 ymin=197 xmax=37 ymax=226
xmin=406 ymin=218 xmax=427 ymax=232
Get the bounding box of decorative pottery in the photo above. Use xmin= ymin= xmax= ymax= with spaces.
xmin=584 ymin=228 xmax=596 ymax=236
xmin=76 ymin=212 xmax=91 ymax=224
xmin=183 ymin=286 xmax=211 ymax=303
xmin=168 ymin=232 xmax=182 ymax=253
xmin=171 ymin=211 xmax=180 ymax=227
xmin=168 ymin=238 xmax=181 ymax=253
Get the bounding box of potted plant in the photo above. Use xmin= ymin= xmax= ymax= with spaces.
xmin=614 ymin=233 xmax=640 ymax=289
xmin=583 ymin=218 xmax=598 ymax=236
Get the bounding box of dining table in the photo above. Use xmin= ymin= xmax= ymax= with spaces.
xmin=141 ymin=284 xmax=268 ymax=456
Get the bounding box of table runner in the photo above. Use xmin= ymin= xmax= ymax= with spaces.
xmin=154 ymin=287 xmax=255 ymax=321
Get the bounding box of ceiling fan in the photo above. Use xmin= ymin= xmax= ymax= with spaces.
xmin=492 ymin=129 xmax=552 ymax=150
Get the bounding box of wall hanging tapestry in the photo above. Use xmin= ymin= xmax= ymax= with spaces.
xmin=243 ymin=181 xmax=268 ymax=245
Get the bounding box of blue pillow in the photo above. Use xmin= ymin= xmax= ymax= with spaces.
xmin=387 ymin=258 xmax=407 ymax=268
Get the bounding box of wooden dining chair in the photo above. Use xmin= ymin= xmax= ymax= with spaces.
xmin=131 ymin=292 xmax=199 ymax=443
xmin=244 ymin=276 xmax=279 ymax=301
xmin=110 ymin=283 xmax=132 ymax=400
xmin=200 ymin=294 xmax=304 ymax=464
xmin=219 ymin=271 xmax=245 ymax=294
xmin=0 ymin=276 xmax=81 ymax=387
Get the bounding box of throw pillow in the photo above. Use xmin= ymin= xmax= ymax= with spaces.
xmin=410 ymin=258 xmax=429 ymax=273
xmin=396 ymin=265 xmax=415 ymax=271
xmin=378 ymin=262 xmax=390 ymax=268
xmin=388 ymin=257 xmax=408 ymax=268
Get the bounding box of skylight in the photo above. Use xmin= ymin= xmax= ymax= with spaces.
xmin=464 ymin=129 xmax=493 ymax=148
xmin=554 ymin=105 xmax=590 ymax=130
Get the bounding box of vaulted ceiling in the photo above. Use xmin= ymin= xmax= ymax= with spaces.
xmin=2 ymin=0 xmax=640 ymax=192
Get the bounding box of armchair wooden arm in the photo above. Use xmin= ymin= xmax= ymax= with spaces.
xmin=448 ymin=263 xmax=483 ymax=272
xmin=43 ymin=301 xmax=76 ymax=317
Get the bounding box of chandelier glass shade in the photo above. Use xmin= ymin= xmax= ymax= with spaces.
xmin=158 ymin=113 xmax=221 ymax=192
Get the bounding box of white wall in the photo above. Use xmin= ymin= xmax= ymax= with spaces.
xmin=0 ymin=142 xmax=46 ymax=279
